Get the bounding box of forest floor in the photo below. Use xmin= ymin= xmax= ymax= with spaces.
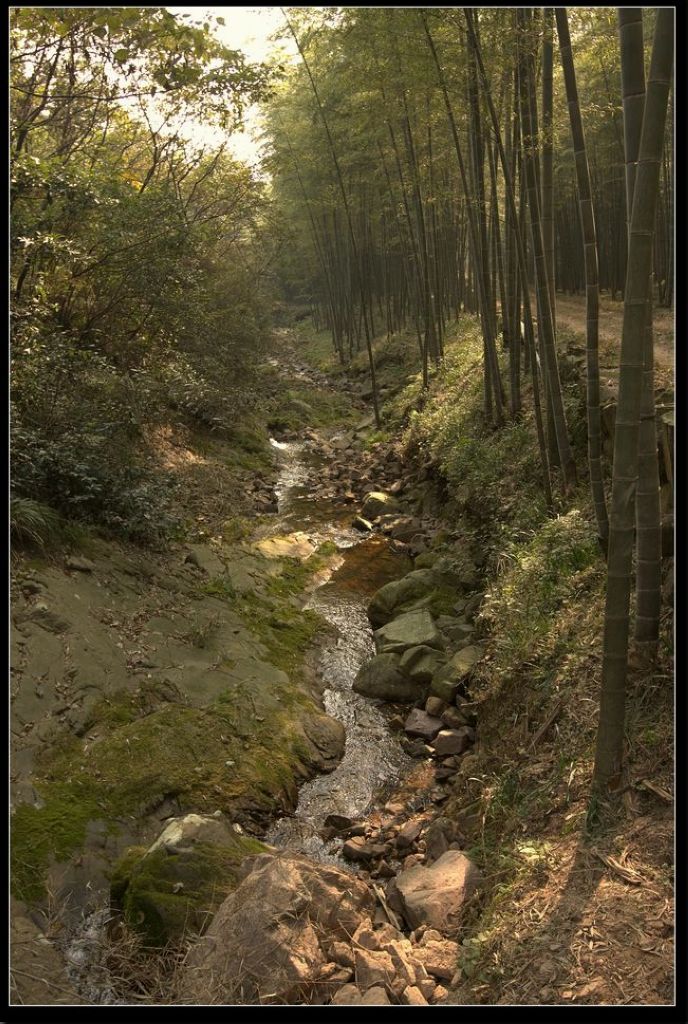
xmin=555 ymin=292 xmax=674 ymax=385
xmin=10 ymin=308 xmax=674 ymax=1008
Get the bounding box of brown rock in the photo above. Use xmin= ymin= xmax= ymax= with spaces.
xmin=432 ymin=985 xmax=449 ymax=1003
xmin=395 ymin=850 xmax=482 ymax=933
xmin=431 ymin=727 xmax=474 ymax=758
xmin=402 ymin=985 xmax=429 ymax=1005
xmin=354 ymin=948 xmax=395 ymax=991
xmin=415 ymin=936 xmax=460 ymax=980
xmin=342 ymin=837 xmax=388 ymax=863
xmin=360 ymin=986 xmax=391 ymax=1005
xmin=352 ymin=923 xmax=380 ymax=951
xmin=182 ymin=851 xmax=373 ymax=1004
xmin=382 ymin=939 xmax=417 ymax=990
xmin=440 ymin=706 xmax=469 ymax=729
xmin=331 ymin=984 xmax=363 ymax=1005
xmin=417 ymin=975 xmax=435 ymax=999
xmin=404 ymin=708 xmax=443 ymax=742
xmin=396 ymin=817 xmax=424 ymax=851
xmin=330 ymin=942 xmax=356 ymax=969
xmin=425 ymin=696 xmax=448 ymax=718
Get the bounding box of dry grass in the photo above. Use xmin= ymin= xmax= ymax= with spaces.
xmin=442 ymin=585 xmax=674 ymax=1007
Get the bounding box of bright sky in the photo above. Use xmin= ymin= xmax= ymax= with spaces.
xmin=168 ymin=6 xmax=298 ymax=165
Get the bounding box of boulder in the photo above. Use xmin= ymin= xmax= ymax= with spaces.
xmin=361 ymin=491 xmax=399 ymax=520
xmin=367 ymin=570 xmax=437 ymax=628
xmin=394 ymin=850 xmax=482 ymax=933
xmin=65 ymin=555 xmax=96 ymax=573
xmin=183 ymin=851 xmax=374 ymax=1004
xmin=399 ymin=645 xmax=445 ymax=685
xmin=111 ymin=814 xmax=268 ymax=946
xmin=431 ymin=555 xmax=479 ymax=590
xmin=255 ymin=532 xmax=317 ymax=560
xmin=430 ymin=645 xmax=483 ymax=702
xmin=374 ymin=610 xmax=444 ymax=657
xmin=404 ymin=709 xmax=443 ymax=743
xmin=395 ymin=818 xmax=424 ymax=851
xmin=353 ymin=653 xmax=425 ymax=702
xmin=302 ymin=713 xmax=346 ymax=773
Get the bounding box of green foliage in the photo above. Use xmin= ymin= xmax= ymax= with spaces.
xmin=10 ymin=10 xmax=280 ymax=544
xmin=479 ymin=510 xmax=603 ymax=675
xmin=201 ymin=577 xmax=237 ymax=602
xmin=10 ymin=496 xmax=65 ymax=549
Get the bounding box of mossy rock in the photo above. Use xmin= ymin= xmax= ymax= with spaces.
xmin=112 ymin=830 xmax=267 ymax=946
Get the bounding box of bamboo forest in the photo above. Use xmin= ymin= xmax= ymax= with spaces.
xmin=9 ymin=6 xmax=679 ymax=1013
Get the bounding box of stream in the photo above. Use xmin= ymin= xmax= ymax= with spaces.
xmin=264 ymin=436 xmax=413 ymax=863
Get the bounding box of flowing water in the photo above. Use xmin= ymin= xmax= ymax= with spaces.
xmin=264 ymin=436 xmax=413 ymax=863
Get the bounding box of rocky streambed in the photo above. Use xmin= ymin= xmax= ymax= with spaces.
xmin=11 ymin=355 xmax=489 ymax=1007
xmin=174 ymin=429 xmax=490 ymax=1006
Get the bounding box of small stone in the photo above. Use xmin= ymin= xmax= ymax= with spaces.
xmin=418 ymin=977 xmax=436 ymax=999
xmin=352 ymin=924 xmax=380 ymax=951
xmin=342 ymin=837 xmax=387 ymax=863
xmin=404 ymin=708 xmax=443 ymax=742
xmin=359 ymin=986 xmax=391 ymax=1005
xmin=440 ymin=706 xmax=469 ymax=729
xmin=415 ymin=936 xmax=460 ymax=980
xmin=324 ymin=813 xmax=355 ymax=832
xmin=330 ymin=942 xmax=356 ymax=970
xmin=425 ymin=696 xmax=448 ymax=717
xmin=396 ymin=818 xmax=424 ymax=851
xmin=401 ymin=985 xmax=428 ymax=1005
xmin=431 ymin=727 xmax=474 ymax=758
xmin=331 ymin=984 xmax=363 ymax=1005
xmin=354 ymin=948 xmax=394 ymax=990
xmin=65 ymin=555 xmax=96 ymax=572
xmin=353 ymin=516 xmax=374 ymax=532
xmin=432 ymin=985 xmax=449 ymax=1002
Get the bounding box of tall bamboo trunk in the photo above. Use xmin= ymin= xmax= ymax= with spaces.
xmin=556 ymin=8 xmax=609 ymax=550
xmin=421 ymin=11 xmax=504 ymax=429
xmin=618 ymin=9 xmax=663 ymax=649
xmin=462 ymin=8 xmax=552 ymax=508
xmin=284 ymin=11 xmax=381 ymax=426
xmin=592 ymin=8 xmax=673 ymax=795
xmin=517 ymin=8 xmax=577 ymax=493
xmin=542 ymin=8 xmax=556 ymax=322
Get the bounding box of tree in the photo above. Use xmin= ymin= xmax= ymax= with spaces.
xmin=555 ymin=8 xmax=608 ymax=550
xmin=592 ymin=7 xmax=673 ymax=796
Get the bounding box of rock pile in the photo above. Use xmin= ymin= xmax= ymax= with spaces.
xmin=182 ymin=847 xmax=481 ymax=1006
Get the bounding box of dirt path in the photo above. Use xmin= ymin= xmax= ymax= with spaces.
xmin=555 ymin=293 xmax=674 ymax=384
